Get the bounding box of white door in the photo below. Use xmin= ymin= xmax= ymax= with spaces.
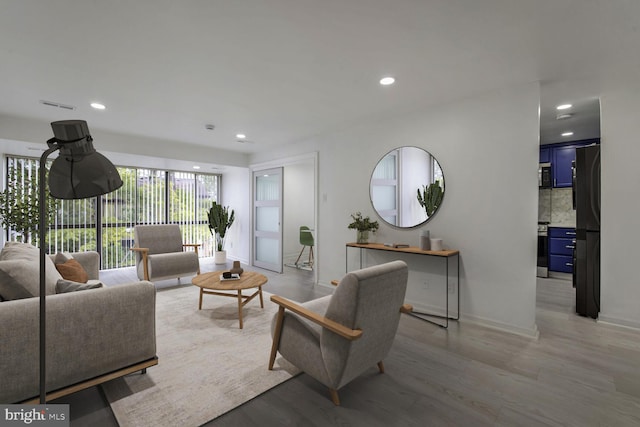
xmin=253 ymin=168 xmax=283 ymax=272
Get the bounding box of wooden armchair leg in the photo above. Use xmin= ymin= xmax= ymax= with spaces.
xmin=268 ymin=306 xmax=285 ymax=370
xmin=377 ymin=361 xmax=385 ymax=373
xmin=329 ymin=388 xmax=340 ymax=406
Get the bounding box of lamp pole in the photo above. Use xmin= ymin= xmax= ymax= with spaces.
xmin=37 ymin=120 xmax=123 ymax=403
xmin=38 ymin=145 xmax=59 ymax=404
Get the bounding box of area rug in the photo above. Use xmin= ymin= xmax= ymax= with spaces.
xmin=101 ymin=284 xmax=299 ymax=427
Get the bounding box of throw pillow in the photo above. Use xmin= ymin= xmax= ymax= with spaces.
xmin=54 ymin=252 xmax=74 ymax=264
xmin=55 ymin=259 xmax=89 ymax=283
xmin=0 ymin=242 xmax=62 ymax=297
xmin=55 ymin=279 xmax=103 ymax=293
xmin=0 ymin=259 xmax=44 ymax=300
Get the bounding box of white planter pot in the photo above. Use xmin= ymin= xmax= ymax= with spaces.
xmin=214 ymin=250 xmax=227 ymax=265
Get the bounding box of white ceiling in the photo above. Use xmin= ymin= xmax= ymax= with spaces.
xmin=0 ymin=1 xmax=636 ymax=154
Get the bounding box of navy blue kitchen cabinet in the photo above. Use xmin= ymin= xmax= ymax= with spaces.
xmin=541 ymin=139 xmax=599 ymax=188
xmin=549 ymin=227 xmax=576 ymax=273
xmin=552 ymin=145 xmax=576 ymax=187
xmin=539 ymin=146 xmax=551 ymax=163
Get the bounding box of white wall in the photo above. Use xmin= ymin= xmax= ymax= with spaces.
xmin=599 ymin=83 xmax=640 ymax=329
xmin=252 ymin=82 xmax=541 ymax=336
xmin=220 ymin=166 xmax=251 ymax=265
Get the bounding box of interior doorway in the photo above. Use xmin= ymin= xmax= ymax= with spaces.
xmin=537 ymin=80 xmax=601 ymax=316
xmin=250 ymin=153 xmax=317 ymax=281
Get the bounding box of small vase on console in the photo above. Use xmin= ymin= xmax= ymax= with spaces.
xmin=357 ymin=230 xmax=370 ymax=244
xmin=419 ymin=230 xmax=430 ymax=250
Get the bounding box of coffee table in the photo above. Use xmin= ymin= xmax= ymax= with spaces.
xmin=192 ymin=270 xmax=268 ymax=329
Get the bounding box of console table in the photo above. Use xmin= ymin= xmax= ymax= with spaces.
xmin=345 ymin=242 xmax=460 ymax=328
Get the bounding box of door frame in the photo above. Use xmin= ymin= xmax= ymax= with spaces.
xmin=250 ymin=152 xmax=318 ymax=282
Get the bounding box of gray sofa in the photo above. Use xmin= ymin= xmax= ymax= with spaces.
xmin=0 ymin=250 xmax=157 ymax=403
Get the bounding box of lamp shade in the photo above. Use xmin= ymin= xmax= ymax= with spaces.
xmin=49 ymin=151 xmax=123 ymax=199
xmin=48 ymin=120 xmax=123 ymax=199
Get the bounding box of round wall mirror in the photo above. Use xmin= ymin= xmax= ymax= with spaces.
xmin=369 ymin=146 xmax=445 ymax=228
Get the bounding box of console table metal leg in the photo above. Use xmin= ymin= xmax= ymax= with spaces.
xmin=408 ymin=254 xmax=460 ymax=328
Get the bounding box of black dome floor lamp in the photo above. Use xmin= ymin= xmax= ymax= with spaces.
xmin=38 ymin=120 xmax=123 ymax=403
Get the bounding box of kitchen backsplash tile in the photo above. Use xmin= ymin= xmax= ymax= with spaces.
xmin=551 ymin=187 xmax=576 ymax=226
xmin=538 ymin=187 xmax=576 ymax=227
xmin=539 ymin=188 xmax=551 ymax=223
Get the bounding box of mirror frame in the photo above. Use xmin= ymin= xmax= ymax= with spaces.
xmin=369 ymin=146 xmax=445 ymax=229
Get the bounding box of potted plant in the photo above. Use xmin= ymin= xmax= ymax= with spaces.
xmin=207 ymin=201 xmax=235 ymax=264
xmin=348 ymin=212 xmax=379 ymax=244
xmin=417 ymin=182 xmax=444 ymax=217
xmin=0 ymin=163 xmax=58 ymax=244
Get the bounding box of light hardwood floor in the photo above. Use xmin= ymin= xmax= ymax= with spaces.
xmin=58 ymin=265 xmax=640 ymax=427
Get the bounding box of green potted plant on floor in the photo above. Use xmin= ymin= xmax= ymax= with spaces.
xmin=207 ymin=201 xmax=235 ymax=264
xmin=347 ymin=212 xmax=379 ymax=244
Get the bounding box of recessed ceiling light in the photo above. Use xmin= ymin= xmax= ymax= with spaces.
xmin=192 ymin=166 xmax=200 ymax=170
xmin=379 ymin=76 xmax=395 ymax=86
xmin=556 ymin=104 xmax=572 ymax=110
xmin=236 ymin=133 xmax=246 ymax=139
xmin=90 ymin=102 xmax=106 ymax=110
xmin=562 ymin=132 xmax=574 ymax=137
xmin=556 ymin=113 xmax=573 ymax=120
xmin=205 ymin=124 xmax=215 ymax=131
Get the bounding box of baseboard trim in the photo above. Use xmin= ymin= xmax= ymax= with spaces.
xmin=397 ymin=299 xmax=539 ymax=339
xmin=317 ymin=280 xmax=336 ymax=290
xmin=460 ymin=314 xmax=540 ymax=339
xmin=597 ymin=315 xmax=640 ymax=331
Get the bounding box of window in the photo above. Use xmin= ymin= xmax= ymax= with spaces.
xmin=2 ymin=156 xmax=220 ymax=268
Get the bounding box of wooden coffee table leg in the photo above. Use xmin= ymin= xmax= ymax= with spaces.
xmin=199 ymin=288 xmax=203 ymax=310
xmin=259 ymin=286 xmax=264 ymax=308
xmin=237 ymin=290 xmax=243 ymax=329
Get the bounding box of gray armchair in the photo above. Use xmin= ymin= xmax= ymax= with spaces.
xmin=268 ymin=260 xmax=411 ymax=405
xmin=132 ymin=224 xmax=201 ymax=281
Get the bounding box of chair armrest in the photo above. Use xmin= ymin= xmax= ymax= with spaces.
xmin=130 ymin=247 xmax=150 ymax=280
xmin=400 ymin=304 xmax=413 ymax=314
xmin=270 ymin=295 xmax=363 ymax=341
xmin=182 ymin=244 xmax=200 ymax=274
xmin=183 ymin=243 xmax=200 ymax=255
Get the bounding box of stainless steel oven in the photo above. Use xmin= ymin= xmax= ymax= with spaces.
xmin=537 ymin=222 xmax=549 ymax=277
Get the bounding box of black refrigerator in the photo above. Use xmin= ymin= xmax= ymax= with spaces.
xmin=573 ymin=144 xmax=601 ymax=318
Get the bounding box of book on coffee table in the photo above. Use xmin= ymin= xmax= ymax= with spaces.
xmin=220 ymin=273 xmax=240 ymax=281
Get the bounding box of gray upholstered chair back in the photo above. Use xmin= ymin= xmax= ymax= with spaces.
xmin=322 ymin=260 xmax=408 ymax=389
xmin=132 ymin=224 xmax=200 ymax=281
xmin=133 ymin=225 xmax=184 ymax=262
